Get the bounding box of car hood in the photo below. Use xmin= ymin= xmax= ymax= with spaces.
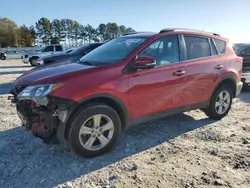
xmin=14 ymin=61 xmax=96 ymax=86
xmin=43 ymin=53 xmax=69 ymax=60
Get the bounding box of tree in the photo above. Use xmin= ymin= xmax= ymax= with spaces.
xmin=84 ymin=24 xmax=96 ymax=43
xmin=119 ymin=25 xmax=126 ymax=35
xmin=35 ymin=17 xmax=51 ymax=45
xmin=65 ymin=19 xmax=74 ymax=46
xmin=71 ymin=21 xmax=83 ymax=46
xmin=0 ymin=17 xmax=18 ymax=47
xmin=125 ymin=27 xmax=135 ymax=33
xmin=0 ymin=17 xmax=137 ymax=47
xmin=97 ymin=23 xmax=107 ymax=42
xmin=51 ymin=19 xmax=65 ymax=44
xmin=106 ymin=22 xmax=119 ymax=40
xmin=16 ymin=25 xmax=35 ymax=47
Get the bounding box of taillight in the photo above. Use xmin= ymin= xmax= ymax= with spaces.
xmin=235 ymin=56 xmax=243 ymax=63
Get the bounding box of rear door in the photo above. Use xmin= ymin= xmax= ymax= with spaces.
xmin=182 ymin=35 xmax=220 ymax=108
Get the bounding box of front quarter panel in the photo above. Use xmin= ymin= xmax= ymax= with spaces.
xmin=50 ymin=65 xmax=131 ymax=115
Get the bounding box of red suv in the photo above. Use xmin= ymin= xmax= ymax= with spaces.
xmin=10 ymin=28 xmax=243 ymax=158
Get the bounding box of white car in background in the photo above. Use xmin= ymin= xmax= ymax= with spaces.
xmin=22 ymin=44 xmax=64 ymax=66
xmin=5 ymin=50 xmax=24 ymax=59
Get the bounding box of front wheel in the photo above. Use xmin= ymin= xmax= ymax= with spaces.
xmin=204 ymin=85 xmax=233 ymax=120
xmin=1 ymin=56 xmax=6 ymax=60
xmin=30 ymin=58 xmax=36 ymax=66
xmin=67 ymin=103 xmax=122 ymax=158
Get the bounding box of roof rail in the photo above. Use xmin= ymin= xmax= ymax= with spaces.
xmin=159 ymin=28 xmax=220 ymax=36
xmin=122 ymin=31 xmax=154 ymax=36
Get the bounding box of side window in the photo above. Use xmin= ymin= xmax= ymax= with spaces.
xmin=213 ymin=38 xmax=226 ymax=54
xmin=139 ymin=35 xmax=180 ymax=66
xmin=55 ymin=45 xmax=62 ymax=51
xmin=42 ymin=46 xmax=54 ymax=52
xmin=242 ymin=47 xmax=250 ymax=55
xmin=210 ymin=39 xmax=218 ymax=56
xmin=184 ymin=36 xmax=211 ymax=60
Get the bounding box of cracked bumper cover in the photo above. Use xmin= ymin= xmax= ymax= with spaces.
xmin=11 ymin=95 xmax=76 ymax=140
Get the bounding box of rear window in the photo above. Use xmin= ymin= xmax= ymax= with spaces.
xmin=213 ymin=38 xmax=226 ymax=54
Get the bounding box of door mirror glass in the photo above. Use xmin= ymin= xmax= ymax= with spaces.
xmin=134 ymin=56 xmax=156 ymax=70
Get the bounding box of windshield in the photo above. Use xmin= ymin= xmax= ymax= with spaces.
xmin=69 ymin=44 xmax=90 ymax=55
xmin=79 ymin=37 xmax=146 ymax=65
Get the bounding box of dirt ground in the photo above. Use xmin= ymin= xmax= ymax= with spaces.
xmin=0 ymin=60 xmax=249 ymax=188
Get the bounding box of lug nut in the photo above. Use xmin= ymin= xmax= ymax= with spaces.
xmin=97 ymin=133 xmax=101 ymax=137
xmin=99 ymin=128 xmax=102 ymax=131
xmin=91 ymin=130 xmax=94 ymax=133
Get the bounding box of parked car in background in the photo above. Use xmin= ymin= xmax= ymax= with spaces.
xmin=0 ymin=52 xmax=6 ymax=60
xmin=4 ymin=50 xmax=23 ymax=59
xmin=22 ymin=44 xmax=64 ymax=66
xmin=10 ymin=28 xmax=243 ymax=158
xmin=233 ymin=43 xmax=250 ymax=87
xmin=35 ymin=43 xmax=103 ymax=66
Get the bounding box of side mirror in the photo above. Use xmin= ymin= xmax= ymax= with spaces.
xmin=134 ymin=56 xmax=156 ymax=70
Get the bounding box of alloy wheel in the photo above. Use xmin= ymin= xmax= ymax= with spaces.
xmin=215 ymin=90 xmax=231 ymax=115
xmin=78 ymin=114 xmax=114 ymax=151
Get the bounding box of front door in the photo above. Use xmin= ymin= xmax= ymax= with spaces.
xmin=127 ymin=35 xmax=187 ymax=121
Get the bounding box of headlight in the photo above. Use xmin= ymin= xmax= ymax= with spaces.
xmin=36 ymin=58 xmax=44 ymax=65
xmin=18 ymin=83 xmax=63 ymax=98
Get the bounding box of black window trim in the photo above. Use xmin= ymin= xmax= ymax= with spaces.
xmin=209 ymin=38 xmax=219 ymax=56
xmin=182 ymin=34 xmax=213 ymax=62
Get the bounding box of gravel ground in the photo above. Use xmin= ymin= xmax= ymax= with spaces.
xmin=0 ymin=60 xmax=250 ymax=188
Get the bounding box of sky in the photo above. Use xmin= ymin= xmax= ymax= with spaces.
xmin=1 ymin=0 xmax=250 ymax=43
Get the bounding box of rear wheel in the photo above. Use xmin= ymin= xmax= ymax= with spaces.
xmin=67 ymin=103 xmax=122 ymax=158
xmin=204 ymin=85 xmax=233 ymax=120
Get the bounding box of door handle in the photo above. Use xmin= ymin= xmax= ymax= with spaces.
xmin=172 ymin=70 xmax=186 ymax=76
xmin=214 ymin=64 xmax=223 ymax=69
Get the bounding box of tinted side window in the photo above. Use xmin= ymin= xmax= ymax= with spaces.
xmin=139 ymin=35 xmax=180 ymax=66
xmin=42 ymin=46 xmax=54 ymax=52
xmin=55 ymin=45 xmax=62 ymax=51
xmin=184 ymin=36 xmax=211 ymax=60
xmin=213 ymin=38 xmax=226 ymax=54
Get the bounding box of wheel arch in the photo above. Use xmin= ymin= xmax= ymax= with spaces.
xmin=211 ymin=76 xmax=237 ymax=100
xmin=64 ymin=93 xmax=130 ymax=140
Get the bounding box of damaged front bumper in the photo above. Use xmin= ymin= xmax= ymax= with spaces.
xmin=9 ymin=87 xmax=76 ymax=142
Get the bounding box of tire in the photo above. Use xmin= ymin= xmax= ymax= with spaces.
xmin=67 ymin=103 xmax=122 ymax=158
xmin=30 ymin=58 xmax=36 ymax=66
xmin=1 ymin=56 xmax=6 ymax=60
xmin=204 ymin=85 xmax=233 ymax=120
